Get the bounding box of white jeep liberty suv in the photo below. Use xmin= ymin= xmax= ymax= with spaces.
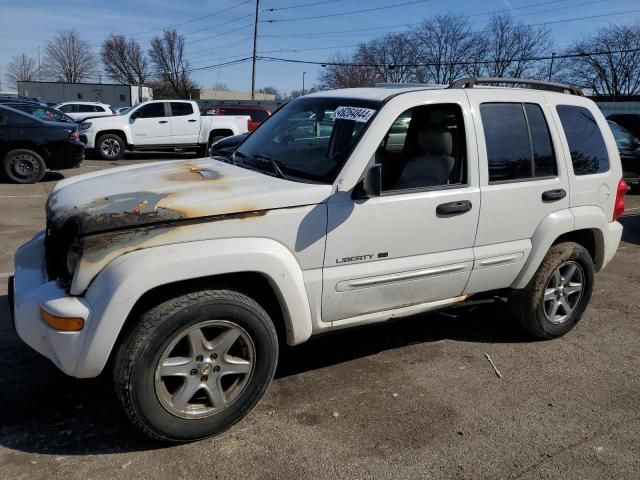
xmin=9 ymin=78 xmax=628 ymax=442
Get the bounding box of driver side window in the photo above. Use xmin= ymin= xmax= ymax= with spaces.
xmin=377 ymin=104 xmax=467 ymax=192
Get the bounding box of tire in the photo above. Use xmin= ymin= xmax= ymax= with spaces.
xmin=96 ymin=133 xmax=125 ymax=160
xmin=509 ymin=242 xmax=594 ymax=339
xmin=2 ymin=149 xmax=46 ymax=184
xmin=113 ymin=288 xmax=279 ymax=442
xmin=211 ymin=135 xmax=225 ymax=144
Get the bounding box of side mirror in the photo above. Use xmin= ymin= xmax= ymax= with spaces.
xmin=130 ymin=111 xmax=139 ymax=119
xmin=352 ymin=164 xmax=382 ymax=199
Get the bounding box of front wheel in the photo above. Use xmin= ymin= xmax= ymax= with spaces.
xmin=509 ymin=242 xmax=595 ymax=339
xmin=96 ymin=134 xmax=125 ymax=160
xmin=113 ymin=289 xmax=278 ymax=442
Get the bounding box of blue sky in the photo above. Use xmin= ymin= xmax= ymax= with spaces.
xmin=1 ymin=0 xmax=640 ymax=95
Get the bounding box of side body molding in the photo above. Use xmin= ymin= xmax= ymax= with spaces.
xmin=78 ymin=237 xmax=313 ymax=378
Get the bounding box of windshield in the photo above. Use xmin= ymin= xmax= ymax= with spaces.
xmin=234 ymin=97 xmax=381 ymax=183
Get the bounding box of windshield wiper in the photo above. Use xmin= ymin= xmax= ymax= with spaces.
xmin=253 ymin=153 xmax=286 ymax=179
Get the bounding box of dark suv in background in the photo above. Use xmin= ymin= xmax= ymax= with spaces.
xmin=608 ymin=120 xmax=640 ymax=188
xmin=0 ymin=104 xmax=84 ymax=183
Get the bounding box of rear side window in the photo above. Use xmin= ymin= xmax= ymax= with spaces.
xmin=137 ymin=103 xmax=166 ymax=118
xmin=170 ymin=102 xmax=194 ymax=116
xmin=557 ymin=105 xmax=609 ymax=175
xmin=0 ymin=109 xmax=36 ymax=125
xmin=481 ymin=103 xmax=557 ymax=182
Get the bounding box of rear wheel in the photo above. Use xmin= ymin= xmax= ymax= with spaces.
xmin=509 ymin=242 xmax=594 ymax=339
xmin=113 ymin=288 xmax=279 ymax=442
xmin=96 ymin=134 xmax=125 ymax=160
xmin=2 ymin=149 xmax=46 ymax=184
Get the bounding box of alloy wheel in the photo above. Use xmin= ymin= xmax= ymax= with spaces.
xmin=542 ymin=261 xmax=585 ymax=324
xmin=154 ymin=320 xmax=255 ymax=419
xmin=101 ymin=138 xmax=121 ymax=158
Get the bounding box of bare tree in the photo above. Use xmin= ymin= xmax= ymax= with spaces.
xmin=101 ymin=35 xmax=149 ymax=85
xmin=42 ymin=30 xmax=97 ymax=82
xmin=559 ymin=22 xmax=640 ymax=96
xmin=212 ymin=82 xmax=229 ymax=91
xmin=318 ymin=52 xmax=380 ymax=89
xmin=149 ymin=29 xmax=196 ymax=98
xmin=358 ymin=33 xmax=417 ymax=84
xmin=413 ymin=14 xmax=476 ymax=84
xmin=5 ymin=54 xmax=38 ymax=84
xmin=479 ymin=14 xmax=552 ymax=79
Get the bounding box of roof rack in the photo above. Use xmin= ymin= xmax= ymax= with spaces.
xmin=449 ymin=77 xmax=585 ymax=96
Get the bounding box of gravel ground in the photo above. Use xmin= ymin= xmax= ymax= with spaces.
xmin=1 ymin=157 xmax=639 ymax=480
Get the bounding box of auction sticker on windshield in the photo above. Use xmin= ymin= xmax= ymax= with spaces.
xmin=333 ymin=106 xmax=376 ymax=123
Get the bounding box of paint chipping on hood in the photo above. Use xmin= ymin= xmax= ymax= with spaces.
xmin=46 ymin=158 xmax=331 ymax=235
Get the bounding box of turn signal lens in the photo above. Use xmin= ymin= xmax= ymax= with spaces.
xmin=40 ymin=309 xmax=84 ymax=331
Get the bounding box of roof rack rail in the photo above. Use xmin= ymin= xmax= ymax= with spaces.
xmin=449 ymin=77 xmax=585 ymax=96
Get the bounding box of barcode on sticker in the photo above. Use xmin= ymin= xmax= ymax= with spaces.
xmin=333 ymin=106 xmax=376 ymax=123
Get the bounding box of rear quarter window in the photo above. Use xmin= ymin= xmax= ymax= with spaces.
xmin=556 ymin=105 xmax=609 ymax=175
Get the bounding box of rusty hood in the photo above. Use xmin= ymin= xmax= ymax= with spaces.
xmin=46 ymin=158 xmax=333 ymax=235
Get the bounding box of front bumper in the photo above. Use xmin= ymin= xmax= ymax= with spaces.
xmin=11 ymin=232 xmax=91 ymax=377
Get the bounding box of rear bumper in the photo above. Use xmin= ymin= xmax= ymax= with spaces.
xmin=602 ymin=221 xmax=623 ymax=269
xmin=47 ymin=141 xmax=84 ymax=170
xmin=11 ymin=232 xmax=92 ymax=377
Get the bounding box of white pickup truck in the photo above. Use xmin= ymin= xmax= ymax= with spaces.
xmin=10 ymin=78 xmax=627 ymax=442
xmin=78 ymin=100 xmax=250 ymax=160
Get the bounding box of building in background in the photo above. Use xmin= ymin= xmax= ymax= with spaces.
xmin=191 ymin=88 xmax=280 ymax=112
xmin=17 ymin=81 xmax=153 ymax=107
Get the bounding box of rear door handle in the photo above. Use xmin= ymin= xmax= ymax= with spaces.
xmin=436 ymin=200 xmax=472 ymax=216
xmin=188 ymin=119 xmax=197 ymax=122
xmin=542 ymin=189 xmax=566 ymax=202
xmin=158 ymin=120 xmax=168 ymax=124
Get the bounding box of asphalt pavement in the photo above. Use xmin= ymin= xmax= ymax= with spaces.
xmin=1 ymin=157 xmax=639 ymax=480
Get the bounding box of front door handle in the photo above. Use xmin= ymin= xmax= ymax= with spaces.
xmin=188 ymin=119 xmax=197 ymax=122
xmin=436 ymin=200 xmax=472 ymax=216
xmin=542 ymin=189 xmax=566 ymax=202
xmin=158 ymin=120 xmax=168 ymax=124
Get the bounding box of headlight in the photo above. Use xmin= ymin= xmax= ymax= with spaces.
xmin=79 ymin=122 xmax=92 ymax=130
xmin=65 ymin=240 xmax=83 ymax=279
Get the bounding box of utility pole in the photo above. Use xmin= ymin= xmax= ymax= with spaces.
xmin=251 ymin=0 xmax=260 ymax=100
xmin=302 ymin=71 xmax=306 ymax=96
xmin=548 ymin=52 xmax=556 ymax=82
xmin=38 ymin=46 xmax=41 ymax=81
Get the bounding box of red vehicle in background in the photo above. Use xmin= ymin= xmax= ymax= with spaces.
xmin=201 ymin=105 xmax=272 ymax=131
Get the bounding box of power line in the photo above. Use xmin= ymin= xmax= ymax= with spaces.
xmin=529 ymin=8 xmax=640 ymax=26
xmin=263 ymin=0 xmax=433 ymax=23
xmin=257 ymin=47 xmax=640 ymax=68
xmin=187 ymin=23 xmax=254 ymax=45
xmin=262 ymin=0 xmax=342 ymax=11
xmin=188 ymin=57 xmax=253 ymax=73
xmin=257 ymin=0 xmax=595 ymax=38
xmin=81 ymin=0 xmax=251 ymax=38
xmin=183 ymin=12 xmax=255 ymax=36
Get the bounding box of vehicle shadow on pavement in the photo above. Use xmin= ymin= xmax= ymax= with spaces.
xmin=620 ymin=213 xmax=640 ymax=245
xmin=276 ymin=303 xmax=528 ymax=378
xmin=0 ymin=295 xmax=527 ymax=456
